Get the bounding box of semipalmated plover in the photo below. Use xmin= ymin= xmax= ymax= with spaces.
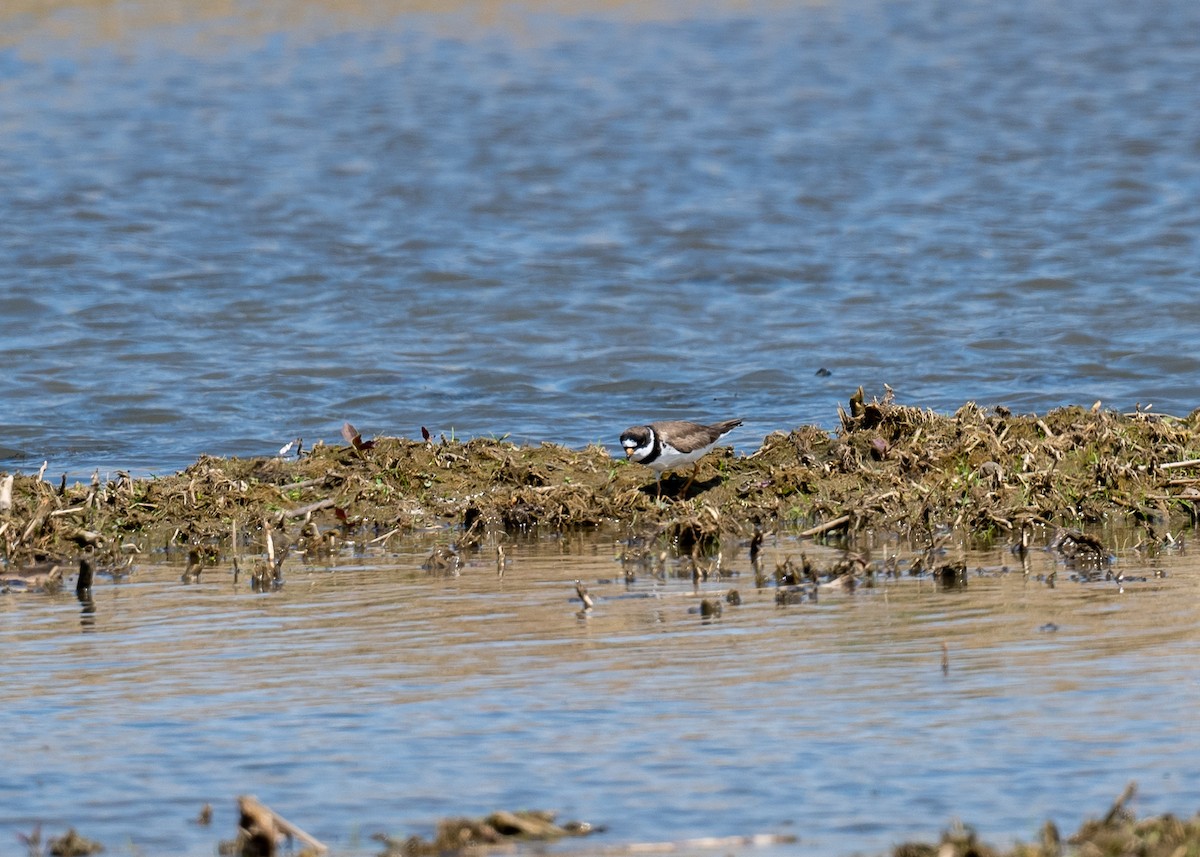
xmin=620 ymin=418 xmax=742 ymax=496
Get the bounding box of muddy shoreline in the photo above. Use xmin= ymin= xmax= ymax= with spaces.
xmin=4 ymin=393 xmax=1200 ymax=578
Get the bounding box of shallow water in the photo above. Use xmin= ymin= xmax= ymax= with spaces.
xmin=3 ymin=531 xmax=1200 ymax=856
xmin=1 ymin=0 xmax=1200 ymax=475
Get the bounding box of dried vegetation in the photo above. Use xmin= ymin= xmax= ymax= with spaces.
xmin=4 ymin=395 xmax=1200 ymax=578
xmin=895 ymin=783 xmax=1200 ymax=857
xmin=23 ymin=782 xmax=1200 ymax=857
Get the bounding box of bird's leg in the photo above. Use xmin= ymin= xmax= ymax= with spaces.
xmin=681 ymin=463 xmax=700 ymax=496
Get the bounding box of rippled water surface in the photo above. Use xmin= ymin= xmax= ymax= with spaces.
xmin=1 ymin=0 xmax=1199 ymax=475
xmin=4 ymin=533 xmax=1200 ymax=856
xmin=4 ymin=2 xmax=1200 ymax=855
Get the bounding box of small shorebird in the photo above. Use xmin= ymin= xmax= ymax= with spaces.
xmin=620 ymin=418 xmax=742 ymax=497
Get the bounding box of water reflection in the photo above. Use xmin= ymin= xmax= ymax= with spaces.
xmin=75 ymin=558 xmax=97 ymax=630
xmin=77 ymin=589 xmax=96 ymax=630
xmin=4 ymin=531 xmax=1200 ymax=856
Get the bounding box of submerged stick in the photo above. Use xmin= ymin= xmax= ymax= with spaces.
xmin=76 ymin=558 xmax=94 ymax=597
xmin=231 ymin=518 xmax=240 ymax=583
xmin=575 ymin=579 xmax=593 ymax=610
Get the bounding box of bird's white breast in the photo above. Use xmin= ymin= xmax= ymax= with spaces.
xmin=646 ymin=438 xmax=715 ymax=472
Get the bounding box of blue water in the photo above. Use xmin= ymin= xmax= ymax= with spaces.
xmin=1 ymin=0 xmax=1198 ymax=476
xmin=4 ymin=2 xmax=1200 ymax=855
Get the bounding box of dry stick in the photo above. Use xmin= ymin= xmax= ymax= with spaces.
xmin=49 ymin=505 xmax=88 ymax=518
xmin=20 ymin=497 xmax=54 ymax=545
xmin=1144 ymin=494 xmax=1200 ymax=512
xmin=281 ymin=497 xmax=336 ymax=520
xmin=1103 ymin=781 xmax=1137 ymax=825
xmin=0 ymin=474 xmax=12 ymax=512
xmin=798 ymin=514 xmax=851 ymax=538
xmin=1159 ymin=458 xmax=1200 ymax=471
xmin=279 ymin=477 xmax=325 ymax=491
xmin=237 ymin=795 xmax=328 ymax=854
xmin=621 ymin=833 xmax=795 ymax=852
xmin=368 ymin=527 xmax=401 ymax=544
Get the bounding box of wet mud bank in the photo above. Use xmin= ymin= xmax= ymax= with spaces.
xmin=4 ymin=394 xmax=1200 ymax=578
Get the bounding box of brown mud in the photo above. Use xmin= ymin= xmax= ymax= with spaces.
xmin=4 ymin=392 xmax=1200 ymax=579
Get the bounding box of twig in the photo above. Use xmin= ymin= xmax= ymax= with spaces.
xmin=282 ymin=498 xmax=336 ymax=520
xmin=368 ymin=527 xmax=401 ymax=544
xmin=278 ymin=477 xmax=326 ymax=491
xmin=237 ymin=795 xmax=327 ymax=854
xmin=1159 ymin=458 xmax=1200 ymax=471
xmin=1103 ymin=781 xmax=1137 ymax=825
xmin=618 ymin=833 xmax=796 ymax=852
xmin=49 ymin=505 xmax=88 ymax=518
xmin=799 ymin=514 xmax=850 ymax=538
xmin=20 ymin=497 xmax=54 ymax=545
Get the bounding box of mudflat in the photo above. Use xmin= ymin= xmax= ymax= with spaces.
xmin=4 ymin=392 xmax=1197 ymax=581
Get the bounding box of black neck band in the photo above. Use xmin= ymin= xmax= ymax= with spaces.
xmin=640 ymin=430 xmax=662 ymax=465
